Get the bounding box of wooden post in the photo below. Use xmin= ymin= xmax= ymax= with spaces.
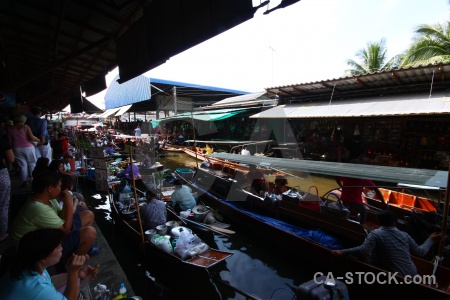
xmin=438 ymin=163 xmax=450 ymax=258
xmin=129 ymin=145 xmax=146 ymax=255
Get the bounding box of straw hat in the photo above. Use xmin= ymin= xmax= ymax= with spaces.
xmin=151 ymin=162 xmax=163 ymax=169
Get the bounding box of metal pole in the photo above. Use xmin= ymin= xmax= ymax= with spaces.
xmin=438 ymin=163 xmax=450 ymax=258
xmin=191 ymin=109 xmax=198 ymax=168
xmin=173 ymin=86 xmax=177 ymax=115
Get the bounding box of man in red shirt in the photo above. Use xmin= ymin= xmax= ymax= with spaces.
xmin=52 ymin=132 xmax=69 ymax=160
xmin=336 ymin=176 xmax=381 ymax=225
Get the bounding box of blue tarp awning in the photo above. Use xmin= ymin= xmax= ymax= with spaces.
xmin=105 ymin=75 xmax=151 ymax=109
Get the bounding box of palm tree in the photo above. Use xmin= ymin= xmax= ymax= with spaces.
xmin=345 ymin=38 xmax=399 ymax=76
xmin=401 ymin=22 xmax=450 ymax=67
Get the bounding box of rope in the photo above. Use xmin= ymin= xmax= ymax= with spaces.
xmin=431 ymin=255 xmax=443 ymax=287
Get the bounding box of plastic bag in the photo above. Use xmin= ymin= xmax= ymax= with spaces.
xmin=174 ymin=231 xmax=209 ymax=260
xmin=151 ymin=235 xmax=173 ymax=253
xmin=119 ymin=178 xmax=132 ymax=193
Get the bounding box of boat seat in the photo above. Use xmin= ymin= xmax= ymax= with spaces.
xmin=389 ymin=190 xmax=416 ymax=207
xmin=416 ymin=197 xmax=437 ymax=212
xmin=279 ymin=200 xmax=367 ymax=243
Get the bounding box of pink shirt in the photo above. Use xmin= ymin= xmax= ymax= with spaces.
xmin=8 ymin=125 xmax=33 ymax=148
xmin=338 ymin=177 xmax=376 ymax=204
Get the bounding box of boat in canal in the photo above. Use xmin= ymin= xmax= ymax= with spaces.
xmin=174 ymin=154 xmax=450 ymax=299
xmin=108 ymin=182 xmax=233 ymax=270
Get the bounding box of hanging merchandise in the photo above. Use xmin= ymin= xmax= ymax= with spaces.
xmin=354 ymin=125 xmax=360 ymax=136
xmin=420 ymin=136 xmax=428 ymax=146
xmin=330 ymin=126 xmax=336 ymax=141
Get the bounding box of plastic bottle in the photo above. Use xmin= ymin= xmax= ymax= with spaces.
xmin=112 ymin=283 xmax=127 ymax=300
xmin=119 ymin=283 xmax=127 ymax=297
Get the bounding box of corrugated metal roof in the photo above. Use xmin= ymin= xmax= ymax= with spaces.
xmin=250 ymin=92 xmax=450 ymax=118
xmin=98 ymin=107 xmax=121 ymax=118
xmin=209 ymin=153 xmax=448 ymax=188
xmin=115 ymin=105 xmax=133 ymax=117
xmin=265 ymin=63 xmax=450 ymax=104
xmin=197 ymin=91 xmax=277 ymax=110
xmin=105 ymin=75 xmax=151 ymax=109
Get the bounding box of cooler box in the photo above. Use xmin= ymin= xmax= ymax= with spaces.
xmin=176 ymin=168 xmax=195 ymax=181
xmin=296 ymin=276 xmax=349 ymax=300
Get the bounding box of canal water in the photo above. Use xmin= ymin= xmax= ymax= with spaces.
xmin=88 ymin=152 xmax=369 ymax=300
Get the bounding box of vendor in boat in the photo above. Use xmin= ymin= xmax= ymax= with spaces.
xmin=205 ymin=144 xmax=214 ymax=155
xmin=335 ymin=176 xmax=382 ymax=225
xmin=117 ymin=158 xmax=141 ymax=179
xmin=271 ymin=177 xmax=289 ymax=195
xmin=243 ymin=164 xmax=266 ymax=196
xmin=139 ymin=189 xmax=167 ymax=231
xmin=170 ymin=179 xmax=197 ymax=212
xmin=331 ymin=210 xmax=445 ymax=277
xmin=105 ymin=142 xmax=116 ymax=155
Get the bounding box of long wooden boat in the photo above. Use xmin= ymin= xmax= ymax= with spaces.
xmin=175 ymin=161 xmax=450 ymax=298
xmin=108 ymin=184 xmax=233 ymax=270
xmin=361 ymin=186 xmax=441 ymax=218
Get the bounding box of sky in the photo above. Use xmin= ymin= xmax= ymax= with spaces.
xmin=85 ymin=0 xmax=450 ymax=110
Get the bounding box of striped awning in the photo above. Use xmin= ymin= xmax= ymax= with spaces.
xmin=250 ymin=93 xmax=450 ymax=118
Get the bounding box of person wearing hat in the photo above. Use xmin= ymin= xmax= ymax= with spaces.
xmin=117 ymin=158 xmax=141 ymax=179
xmin=139 ymin=190 xmax=167 ymax=231
xmin=170 ymin=179 xmax=197 ymax=212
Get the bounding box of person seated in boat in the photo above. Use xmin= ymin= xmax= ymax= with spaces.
xmin=105 ymin=142 xmax=116 ymax=155
xmin=139 ymin=189 xmax=167 ymax=231
xmin=242 ymin=165 xmax=266 ymax=196
xmin=170 ymin=179 xmax=197 ymax=212
xmin=241 ymin=146 xmax=251 ymax=156
xmin=271 ymin=177 xmax=289 ymax=195
xmin=205 ymin=144 xmax=214 ymax=155
xmin=335 ymin=176 xmax=382 ymax=225
xmin=117 ymin=158 xmax=141 ymax=179
xmin=331 ymin=210 xmax=444 ymax=277
xmin=0 ymin=228 xmax=97 ymax=300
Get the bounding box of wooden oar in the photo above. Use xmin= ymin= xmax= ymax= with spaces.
xmin=179 ymin=216 xmax=235 ymax=236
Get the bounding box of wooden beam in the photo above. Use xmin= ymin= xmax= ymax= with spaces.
xmin=391 ymin=72 xmax=403 ymax=85
xmin=321 ymin=82 xmax=339 ymax=92
xmin=354 ymin=77 xmax=368 ymax=88
xmin=292 ymin=86 xmax=309 ymax=94
xmin=438 ymin=67 xmax=445 ymax=81
xmin=5 ymin=37 xmax=111 ymax=91
xmin=278 ymin=88 xmax=295 ymax=96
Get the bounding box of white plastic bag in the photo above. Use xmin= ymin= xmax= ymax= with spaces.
xmin=174 ymin=231 xmax=209 ymax=260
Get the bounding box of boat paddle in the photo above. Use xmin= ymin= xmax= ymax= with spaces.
xmin=179 ymin=216 xmax=235 ymax=236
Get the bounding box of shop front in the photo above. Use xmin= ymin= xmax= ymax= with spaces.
xmin=250 ymin=92 xmax=450 ymax=170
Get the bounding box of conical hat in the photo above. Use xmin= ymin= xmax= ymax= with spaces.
xmin=151 ymin=162 xmax=163 ymax=169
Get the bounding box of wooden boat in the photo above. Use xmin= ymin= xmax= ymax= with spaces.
xmin=108 ymin=183 xmax=233 ymax=269
xmin=174 ymin=156 xmax=450 ymax=298
xmin=361 ymin=186 xmax=441 ymax=219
